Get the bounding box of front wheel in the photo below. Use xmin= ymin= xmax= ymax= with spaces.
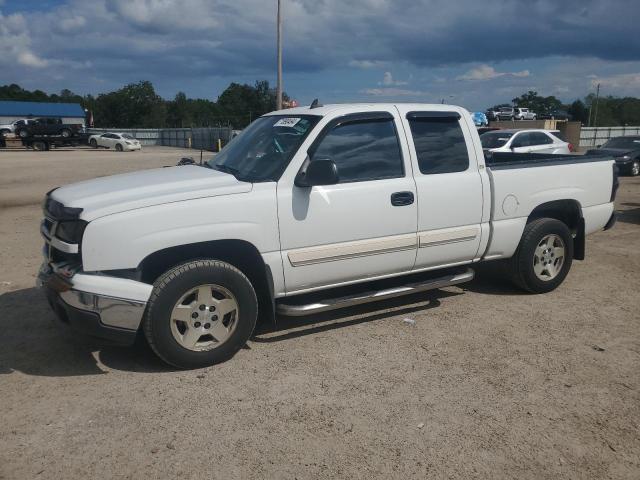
xmin=18 ymin=129 xmax=29 ymax=138
xmin=508 ymin=218 xmax=573 ymax=293
xmin=143 ymin=260 xmax=258 ymax=369
xmin=115 ymin=143 xmax=123 ymax=152
xmin=60 ymin=129 xmax=71 ymax=138
xmin=90 ymin=138 xmax=98 ymax=148
xmin=630 ymin=160 xmax=640 ymax=177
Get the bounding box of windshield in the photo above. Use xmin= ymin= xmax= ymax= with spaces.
xmin=480 ymin=131 xmax=514 ymax=149
xmin=207 ymin=115 xmax=320 ymax=182
xmin=601 ymin=137 xmax=640 ymax=149
xmin=500 ymin=107 xmax=512 ymax=112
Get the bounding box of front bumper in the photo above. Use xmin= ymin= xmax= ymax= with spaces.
xmin=37 ymin=262 xmax=153 ymax=345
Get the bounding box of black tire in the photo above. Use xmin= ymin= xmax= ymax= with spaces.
xmin=60 ymin=129 xmax=71 ymax=138
xmin=508 ymin=218 xmax=573 ymax=294
xmin=32 ymin=141 xmax=48 ymax=151
xmin=18 ymin=129 xmax=29 ymax=138
xmin=90 ymin=138 xmax=98 ymax=148
xmin=143 ymin=260 xmax=258 ymax=369
xmin=630 ymin=160 xmax=640 ymax=177
xmin=115 ymin=143 xmax=123 ymax=152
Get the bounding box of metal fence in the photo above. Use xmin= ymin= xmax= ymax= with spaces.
xmin=86 ymin=127 xmax=233 ymax=150
xmin=580 ymin=126 xmax=640 ymax=147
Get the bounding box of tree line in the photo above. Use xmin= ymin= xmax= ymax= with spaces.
xmin=2 ymin=82 xmax=639 ymax=128
xmin=490 ymin=90 xmax=640 ymax=127
xmin=0 ymin=80 xmax=289 ymax=129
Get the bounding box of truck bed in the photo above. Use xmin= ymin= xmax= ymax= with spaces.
xmin=482 ymin=152 xmax=616 ymax=261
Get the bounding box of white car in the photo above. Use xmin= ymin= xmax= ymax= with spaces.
xmin=88 ymin=132 xmax=142 ymax=151
xmin=38 ymin=103 xmax=616 ymax=368
xmin=515 ymin=108 xmax=536 ymax=120
xmin=0 ymin=119 xmax=31 ymax=135
xmin=481 ymin=129 xmax=571 ymax=154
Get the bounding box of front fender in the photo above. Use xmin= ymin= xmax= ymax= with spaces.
xmin=81 ymin=184 xmax=280 ymax=272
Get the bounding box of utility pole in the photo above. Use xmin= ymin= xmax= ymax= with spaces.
xmin=593 ymin=83 xmax=601 ymax=128
xmin=276 ymin=0 xmax=283 ymax=110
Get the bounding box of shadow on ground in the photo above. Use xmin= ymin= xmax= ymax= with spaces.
xmin=616 ymin=204 xmax=640 ymax=225
xmin=1 ymin=272 xmax=516 ymax=376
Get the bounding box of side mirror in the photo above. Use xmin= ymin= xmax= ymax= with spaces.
xmin=177 ymin=157 xmax=196 ymax=166
xmin=295 ymin=158 xmax=339 ymax=187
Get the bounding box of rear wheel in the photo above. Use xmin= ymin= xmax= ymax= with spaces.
xmin=90 ymin=138 xmax=98 ymax=148
xmin=32 ymin=141 xmax=48 ymax=151
xmin=115 ymin=143 xmax=123 ymax=152
xmin=508 ymin=218 xmax=573 ymax=293
xmin=18 ymin=129 xmax=29 ymax=138
xmin=143 ymin=260 xmax=258 ymax=369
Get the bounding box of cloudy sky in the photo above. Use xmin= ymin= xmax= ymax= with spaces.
xmin=1 ymin=0 xmax=639 ymax=110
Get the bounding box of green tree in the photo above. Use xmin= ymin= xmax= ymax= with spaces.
xmin=512 ymin=90 xmax=562 ymax=115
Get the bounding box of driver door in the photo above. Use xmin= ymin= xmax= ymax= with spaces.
xmin=277 ymin=109 xmax=418 ymax=294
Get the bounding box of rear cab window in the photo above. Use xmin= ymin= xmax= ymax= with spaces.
xmin=406 ymin=112 xmax=470 ymax=174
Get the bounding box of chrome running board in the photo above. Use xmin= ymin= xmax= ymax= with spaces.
xmin=277 ymin=268 xmax=474 ymax=316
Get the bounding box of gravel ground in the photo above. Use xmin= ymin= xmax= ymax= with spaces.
xmin=0 ymin=147 xmax=638 ymax=479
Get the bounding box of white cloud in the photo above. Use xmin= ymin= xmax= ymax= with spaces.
xmin=0 ymin=12 xmax=49 ymax=69
xmin=58 ymin=15 xmax=87 ymax=32
xmin=590 ymin=72 xmax=640 ymax=91
xmin=349 ymin=59 xmax=387 ymax=69
xmin=17 ymin=51 xmax=48 ymax=68
xmin=381 ymin=71 xmax=408 ymax=86
xmin=456 ymin=64 xmax=530 ymax=81
xmin=361 ymin=87 xmax=428 ymax=97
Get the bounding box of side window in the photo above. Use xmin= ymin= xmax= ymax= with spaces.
xmin=512 ymin=132 xmax=530 ymax=147
xmin=530 ymin=132 xmax=553 ymax=145
xmin=311 ymin=118 xmax=403 ymax=183
xmin=408 ymin=116 xmax=469 ymax=174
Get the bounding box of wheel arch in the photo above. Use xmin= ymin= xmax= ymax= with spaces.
xmin=138 ymin=239 xmax=275 ymax=324
xmin=527 ymin=199 xmax=585 ymax=260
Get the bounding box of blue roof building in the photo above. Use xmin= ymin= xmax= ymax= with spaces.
xmin=0 ymin=101 xmax=86 ymax=123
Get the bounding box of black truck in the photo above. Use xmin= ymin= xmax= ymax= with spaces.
xmin=15 ymin=117 xmax=84 ymax=139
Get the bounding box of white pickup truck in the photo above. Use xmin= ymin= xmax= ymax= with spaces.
xmin=38 ymin=103 xmax=618 ymax=368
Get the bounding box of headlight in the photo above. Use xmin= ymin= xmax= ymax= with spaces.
xmin=125 ymin=141 xmax=133 ymax=145
xmin=55 ymin=220 xmax=87 ymax=244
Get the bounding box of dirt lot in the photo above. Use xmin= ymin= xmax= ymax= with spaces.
xmin=1 ymin=147 xmax=638 ymax=479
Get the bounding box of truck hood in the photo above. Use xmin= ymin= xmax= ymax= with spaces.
xmin=51 ymin=165 xmax=252 ymax=221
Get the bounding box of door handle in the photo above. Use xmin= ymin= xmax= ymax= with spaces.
xmin=390 ymin=191 xmax=414 ymax=206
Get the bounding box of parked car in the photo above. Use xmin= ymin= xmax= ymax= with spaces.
xmin=0 ymin=118 xmax=32 ymax=135
xmin=15 ymin=117 xmax=83 ymax=138
xmin=477 ymin=126 xmax=501 ymax=136
xmin=514 ymin=108 xmax=536 ymax=120
xmin=539 ymin=109 xmax=571 ymax=121
xmin=485 ymin=109 xmax=500 ymax=122
xmin=480 ymin=129 xmax=572 ymax=154
xmin=37 ymin=103 xmax=617 ymax=368
xmin=586 ymin=135 xmax=640 ymax=176
xmin=89 ymin=132 xmax=142 ymax=151
xmin=496 ymin=107 xmax=514 ymax=120
xmin=471 ymin=112 xmax=488 ymax=126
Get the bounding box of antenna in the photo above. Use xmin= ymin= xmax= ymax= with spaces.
xmin=310 ymin=99 xmax=322 ymax=109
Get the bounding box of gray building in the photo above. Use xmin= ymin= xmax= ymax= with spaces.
xmin=0 ymin=100 xmax=86 ymax=126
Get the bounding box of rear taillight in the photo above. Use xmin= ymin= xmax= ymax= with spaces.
xmin=610 ymin=163 xmax=619 ymax=202
xmin=568 ymin=143 xmax=575 ymax=152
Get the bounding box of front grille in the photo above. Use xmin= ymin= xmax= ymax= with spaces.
xmin=42 ymin=192 xmax=83 ymax=269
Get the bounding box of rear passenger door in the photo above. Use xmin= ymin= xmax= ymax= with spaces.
xmin=397 ymin=107 xmax=486 ymax=270
xmin=527 ymin=132 xmax=556 ymax=153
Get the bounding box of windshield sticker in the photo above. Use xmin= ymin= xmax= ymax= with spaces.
xmin=274 ymin=117 xmax=302 ymax=128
